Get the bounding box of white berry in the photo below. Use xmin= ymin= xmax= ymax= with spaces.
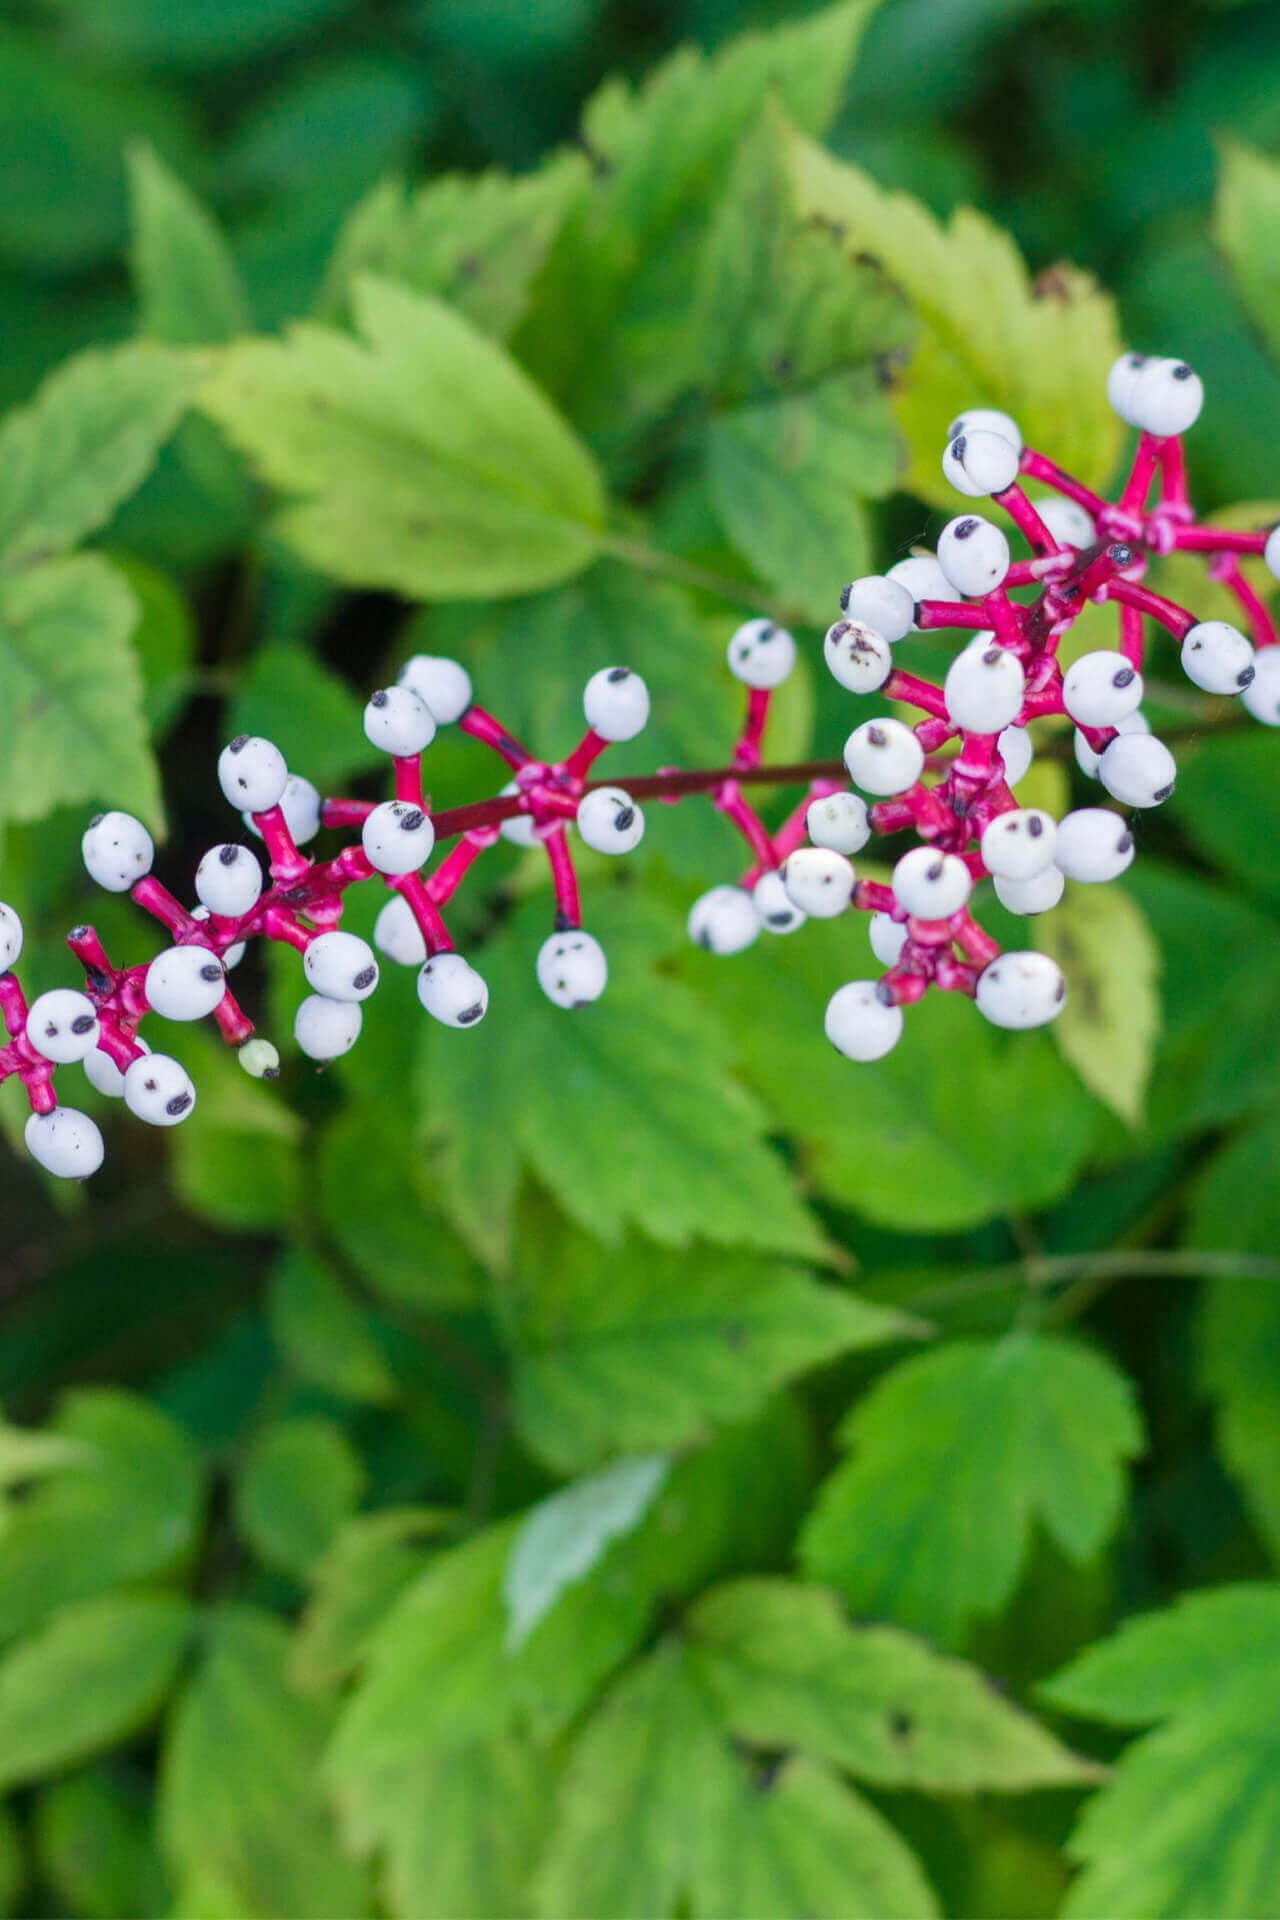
xmin=417 ymin=951 xmax=489 ymax=1028
xmin=780 ymin=848 xmax=854 ymax=919
xmin=146 ymin=946 xmax=227 ymax=1021
xmin=1063 ymin=650 xmax=1144 ymax=727
xmin=844 ymin=718 xmax=924 ymax=796
xmin=361 ymin=801 xmax=435 ymax=876
xmin=1054 ymin=808 xmax=1135 ymax=883
xmin=195 ymin=844 xmax=264 ymax=918
xmin=869 ymin=913 xmax=908 ymax=967
xmin=993 ymin=867 xmax=1065 ymax=916
xmin=81 ymin=812 xmax=154 ymax=893
xmin=1106 ymin=352 xmax=1149 ymax=427
xmin=1129 ymin=356 xmax=1203 ymax=438
xmin=938 ymin=515 xmax=1010 ymax=597
xmin=576 ymin=787 xmax=644 ymax=855
xmin=727 ymin=618 xmax=796 ymax=689
xmin=123 ymin=1052 xmax=196 ymax=1126
xmin=217 ymin=736 xmax=288 ymax=814
xmin=1242 ymin=648 xmax=1280 ymax=726
xmin=825 ymin=981 xmax=903 ymax=1062
xmin=1075 ymin=709 xmax=1149 ymax=778
xmin=374 ymin=894 xmax=428 ymax=966
xmin=84 ymin=1036 xmax=149 ymax=1099
xmin=946 ymin=407 xmax=1023 ymax=454
xmin=806 ymin=790 xmax=871 ymax=855
xmin=981 ymin=808 xmax=1057 ymax=881
xmin=687 ymin=885 xmax=760 ymax=956
xmin=238 ymin=1039 xmax=280 ymax=1080
xmin=1037 ymin=497 xmax=1096 ymax=549
xmin=839 ymin=575 xmax=914 ymax=644
xmin=397 ymin=654 xmax=473 ymax=724
xmin=892 ymin=846 xmax=971 ymax=920
xmin=752 ymin=870 xmax=806 ymax=935
xmin=583 ymin=667 xmax=650 ymax=742
xmin=26 ymin=989 xmax=99 ymax=1064
xmin=0 ymin=902 xmax=23 ymax=973
xmin=1265 ymin=526 xmax=1280 ymax=582
xmin=1181 ymin=620 xmax=1255 ymax=696
xmin=25 ymin=1107 xmax=104 ymax=1180
xmin=976 ymin=951 xmax=1066 ymax=1029
xmin=997 ymin=724 xmax=1033 ymax=787
xmin=1098 ymin=732 xmax=1177 ymax=808
xmin=887 ymin=552 xmax=953 ymax=612
xmin=303 ymin=931 xmax=379 ymax=1003
xmin=295 ymin=994 xmax=362 ymax=1061
xmin=944 ymin=637 xmax=1025 ymax=733
xmin=824 ymin=619 xmax=892 ymax=694
xmin=244 ymin=773 xmax=321 ymax=846
xmin=536 ymin=931 xmax=608 ymax=1008
xmin=942 ymin=426 xmax=1020 ymax=498
xmin=363 ymin=686 xmax=436 ymax=758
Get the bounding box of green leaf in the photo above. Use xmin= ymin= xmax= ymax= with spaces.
xmin=222 ymin=57 xmax=426 ymax=201
xmin=535 ymin=1637 xmax=939 ymax=1919
xmin=35 ymin=1768 xmax=169 ymax=1920
xmin=0 ymin=1804 xmax=20 ymax=1919
xmin=0 ymin=342 xmax=197 ymax=569
xmin=1186 ymin=1111 xmax=1280 ymax=1255
xmin=159 ymin=1605 xmax=369 ymax=1919
xmin=1198 ymin=1273 xmax=1280 ymax=1558
xmin=292 ymin=1509 xmax=449 ymax=1694
xmin=235 ymin=1417 xmax=364 ymax=1577
xmin=782 ymin=126 xmax=1123 ymax=506
xmin=0 ymin=1390 xmax=204 ymax=1645
xmin=169 ymin=1030 xmax=302 ymax=1232
xmin=0 ymin=1592 xmax=191 ymax=1791
xmin=498 ymin=1217 xmax=918 ymax=1473
xmin=110 ymin=552 xmax=197 ymax=737
xmin=1034 ymin=882 xmax=1161 ymax=1126
xmin=1042 ymin=1586 xmax=1280 ymax=1918
xmin=687 ymin=1578 xmax=1103 ymax=1792
xmin=800 ymin=1335 xmax=1142 ymax=1648
xmin=128 ymin=143 xmax=247 ymax=347
xmin=199 ymin=276 xmax=606 ymax=600
xmin=1168 ymin=727 xmax=1280 ymax=908
xmin=0 ymin=555 xmax=162 ymax=829
xmin=38 ymin=0 xmax=350 ymax=67
xmin=1214 ymin=139 xmax=1280 ymax=360
xmin=0 ymin=1423 xmax=94 ymax=1488
xmin=504 ymin=1455 xmax=670 ymax=1648
xmin=267 ymin=1249 xmax=396 ymax=1406
xmin=227 ymin=641 xmax=380 ymax=792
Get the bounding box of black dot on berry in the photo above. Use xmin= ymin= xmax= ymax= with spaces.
xmin=1238 ymin=665 xmax=1256 ymax=687
xmin=457 ymin=1003 xmax=484 ymax=1025
xmin=982 ymin=647 xmax=1002 ymax=665
xmin=955 ymin=517 xmax=980 ymax=540
xmin=1172 ymin=363 xmax=1192 ymax=381
xmin=607 ymin=667 xmax=630 ymax=683
xmin=951 ymin=434 xmax=967 ymax=463
xmin=875 ymin=982 xmax=896 ymax=1006
xmin=199 ymin=964 xmax=223 ymax=983
xmin=1117 ymin=832 xmax=1133 ymax=852
xmin=868 ymin=726 xmax=886 ymax=745
xmin=759 ymin=623 xmax=777 ymax=640
xmin=219 ymin=845 xmax=238 ymax=865
xmin=839 ymin=585 xmax=853 ymax=612
xmin=166 ymin=1093 xmax=192 ymax=1116
xmin=228 ymin=734 xmax=250 ymax=752
xmin=370 ymin=689 xmax=388 ymax=708
xmin=353 ymin=966 xmax=377 ymax=990
xmin=766 ymin=912 xmax=791 ymax=927
xmin=71 ymin=1014 xmax=94 ymax=1034
xmin=1055 ymin=979 xmax=1066 ymax=1001
xmin=43 ymin=1022 xmax=57 ymax=1037
xmin=144 ymin=1078 xmax=158 ymax=1092
xmin=1154 ymin=782 xmax=1175 ymax=801
xmin=1028 ymin=816 xmax=1044 ymax=837
xmin=1113 ymin=667 xmax=1135 ymax=687
xmin=400 ymin=809 xmax=425 ymax=831
xmin=553 ymin=910 xmax=573 ymax=933
xmin=615 ymin=807 xmax=635 ymax=830
xmin=927 ymin=859 xmax=943 ymax=880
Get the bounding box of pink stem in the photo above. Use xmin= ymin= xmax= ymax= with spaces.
xmin=251 ymin=805 xmax=311 ymax=885
xmin=390 ymin=873 xmax=452 ymax=954
xmin=322 ymin=797 xmax=376 ymax=830
xmin=1018 ymin=449 xmax=1108 ymax=516
xmin=734 ymin=689 xmax=771 ymax=770
xmin=1104 ymin=577 xmax=1197 ymax=641
xmin=715 ymin=784 xmax=777 ymax=868
xmin=914 ymin=599 xmax=992 ymax=632
xmin=1210 ymin=555 xmax=1279 ymax=649
xmin=994 ymin=481 xmax=1059 ymax=556
xmin=427 ymin=836 xmax=490 ymax=905
xmin=1118 ymin=600 xmax=1145 ymax=668
xmin=563 ymin=730 xmax=610 ymax=781
xmin=544 ymin=827 xmax=580 ymax=928
xmin=1118 ymin=433 xmax=1164 ymax=518
xmin=459 ymin=706 xmax=530 ymax=769
xmin=131 ymin=876 xmax=201 ymax=942
xmin=393 ymin=758 xmax=425 ymax=809
xmin=884 ymin=670 xmax=949 ymax=721
xmin=1170 ymin=526 xmax=1269 ymax=556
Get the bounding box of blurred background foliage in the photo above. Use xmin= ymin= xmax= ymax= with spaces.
xmin=2 ymin=0 xmax=1280 ymax=1915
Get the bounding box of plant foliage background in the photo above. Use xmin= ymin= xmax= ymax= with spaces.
xmin=2 ymin=0 xmax=1280 ymax=1914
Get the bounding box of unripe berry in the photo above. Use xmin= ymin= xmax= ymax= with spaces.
xmin=942 ymin=427 xmax=1020 ymax=498
xmin=1129 ymin=356 xmax=1203 ymax=437
xmin=190 ymin=907 xmax=245 ymax=970
xmin=993 ymin=866 xmax=1065 ymax=915
xmin=1242 ymin=648 xmax=1280 ymax=726
xmin=825 ymin=981 xmax=903 ymax=1062
xmin=397 ymin=654 xmax=473 ymax=724
xmin=195 ymin=843 xmax=264 ymax=918
xmin=752 ymin=870 xmax=806 ymax=934
xmin=303 ymin=931 xmax=379 ymax=1003
xmin=687 ymin=885 xmax=760 ymax=956
xmin=374 ymin=894 xmax=428 ymax=966
xmin=81 ymin=812 xmax=154 ymax=892
xmin=146 ymin=946 xmax=227 ymax=1021
xmin=1036 ymin=497 xmax=1096 ymax=550
xmin=727 ymin=618 xmax=796 ymax=689
xmin=361 ymin=800 xmax=435 ymax=875
xmin=238 ymin=1038 xmax=280 ymax=1080
xmin=887 ymin=552 xmax=952 ymax=612
xmin=583 ymin=667 xmax=649 ymax=742
xmin=498 ymin=782 xmax=539 ymax=847
xmin=1075 ymin=709 xmax=1148 ymax=778
xmin=1062 ymin=651 xmax=1144 ymax=728
xmin=25 ymin=1107 xmax=104 ymax=1180
xmin=892 ymin=847 xmax=971 ymax=919
xmin=1098 ymin=732 xmax=1177 ymax=808
xmin=839 ymin=575 xmax=914 ymax=644
xmin=123 ymin=1052 xmax=196 ymax=1126
xmin=975 ymin=951 xmax=1066 ymax=1029
xmin=824 ymin=619 xmax=892 ymax=694
xmin=244 ymin=773 xmax=321 ymax=846
xmin=1180 ymin=620 xmax=1255 ymax=695
xmin=946 ymin=407 xmax=1024 ymax=454
xmin=26 ymin=989 xmax=99 ymax=1063
xmin=363 ymin=687 xmax=436 ymax=757
xmin=806 ymin=790 xmax=871 ymax=855
xmin=84 ymin=1036 xmax=149 ymax=1099
xmin=997 ymin=724 xmax=1033 ymax=787
xmin=843 ymin=717 xmax=924 ymax=795
xmin=536 ymin=930 xmax=608 ymax=1008
xmin=980 ymin=808 xmax=1057 ymax=881
xmin=937 ymin=515 xmax=1010 ymax=597
xmin=780 ymin=847 xmax=854 ymax=918
xmin=1265 ymin=525 xmax=1280 ymax=582
xmin=295 ymin=994 xmax=362 ymax=1061
xmin=868 ymin=912 xmax=908 ymax=967
xmin=0 ymin=902 xmax=23 ymax=973
xmin=944 ymin=637 xmax=1025 ymax=732
xmin=218 ymin=735 xmax=288 ymax=814
xmin=417 ymin=951 xmax=489 ymax=1027
xmin=576 ymin=787 xmax=644 ymax=855
xmin=1054 ymin=808 xmax=1135 ymax=883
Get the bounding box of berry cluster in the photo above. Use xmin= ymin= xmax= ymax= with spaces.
xmin=3 ymin=354 xmax=1277 ymax=1179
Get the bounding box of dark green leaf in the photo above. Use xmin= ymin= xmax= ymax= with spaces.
xmin=234 ymin=1417 xmax=364 ymax=1577
xmin=35 ymin=1768 xmax=170 ymax=1920
xmin=128 ymin=144 xmax=247 ymax=347
xmin=267 ymin=1249 xmax=396 ymax=1406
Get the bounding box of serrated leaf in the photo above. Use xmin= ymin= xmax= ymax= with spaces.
xmin=800 ymin=1335 xmax=1142 ymax=1648
xmin=159 ymin=1606 xmax=369 ymax=1920
xmin=1199 ymin=1275 xmax=1280 ymax=1560
xmin=504 ymin=1455 xmax=670 ymax=1648
xmin=1034 ymin=882 xmax=1161 ymax=1125
xmin=535 ymin=1637 xmax=939 ymax=1920
xmin=0 ymin=1390 xmax=204 ymax=1645
xmin=782 ymin=127 xmax=1123 ymax=506
xmin=234 ymin=1417 xmax=364 ymax=1577
xmin=1214 ymin=139 xmax=1280 ymax=360
xmin=0 ymin=1593 xmax=192 ymax=1791
xmin=293 ymin=1509 xmax=448 ymax=1694
xmin=35 ymin=1768 xmax=169 ymax=1920
xmin=199 ymin=277 xmax=606 ymax=600
xmin=267 ymin=1249 xmax=396 ymax=1406
xmin=687 ymin=1578 xmax=1102 ymax=1792
xmin=0 ymin=342 xmax=197 ymax=569
xmin=128 ymin=143 xmax=247 ymax=346
xmin=498 ymin=1217 xmax=917 ymax=1473
xmin=0 ymin=554 xmax=162 ymax=829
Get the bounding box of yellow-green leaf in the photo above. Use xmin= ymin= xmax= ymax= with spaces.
xmin=1036 ymin=883 xmax=1161 ymax=1126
